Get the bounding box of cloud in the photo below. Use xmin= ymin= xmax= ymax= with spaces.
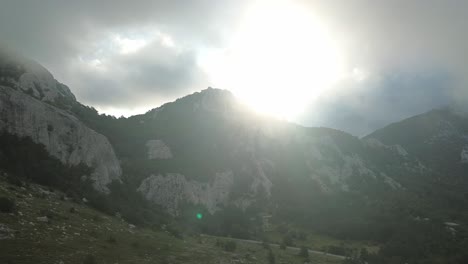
xmin=0 ymin=0 xmax=247 ymax=114
xmin=0 ymin=0 xmax=467 ymax=133
xmin=300 ymin=70 xmax=454 ymax=136
xmin=285 ymin=0 xmax=468 ymax=135
xmin=65 ymin=34 xmax=208 ymax=109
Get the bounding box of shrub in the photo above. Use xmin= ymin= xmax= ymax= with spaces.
xmin=131 ymin=241 xmax=140 ymax=249
xmin=0 ymin=197 xmax=15 ymax=213
xmin=89 ymin=230 xmax=99 ymax=238
xmin=167 ymin=225 xmax=183 ymax=239
xmin=83 ymin=254 xmax=97 ymax=264
xmin=224 ymin=240 xmax=237 ymax=252
xmin=92 ymin=215 xmax=102 ymax=222
xmin=277 ymin=224 xmax=288 ymax=234
xmin=280 ymin=242 xmax=287 ymax=250
xmin=297 ymin=231 xmax=307 ymax=241
xmin=5 ymin=174 xmax=23 ymax=187
xmin=328 ymin=245 xmax=347 ymax=255
xmin=39 ymin=209 xmax=56 ymax=219
xmin=106 ymin=235 xmax=117 ymax=244
xmin=282 ymin=235 xmax=294 ymax=247
xmin=215 ymin=239 xmax=237 ymax=252
xmin=299 ymin=246 xmax=309 ymax=259
xmin=267 ymin=249 xmax=275 ymax=264
xmin=215 ymin=239 xmax=222 ymax=247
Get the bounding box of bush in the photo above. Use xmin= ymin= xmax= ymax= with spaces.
xmin=167 ymin=225 xmax=183 ymax=239
xmin=297 ymin=231 xmax=307 ymax=241
xmin=6 ymin=174 xmax=23 ymax=187
xmin=277 ymin=224 xmax=288 ymax=234
xmin=215 ymin=239 xmax=222 ymax=247
xmin=282 ymin=235 xmax=294 ymax=247
xmin=106 ymin=235 xmax=117 ymax=244
xmin=328 ymin=245 xmax=347 ymax=255
xmin=299 ymin=246 xmax=309 ymax=259
xmin=267 ymin=249 xmax=275 ymax=264
xmin=214 ymin=239 xmax=237 ymax=252
xmin=280 ymin=242 xmax=287 ymax=250
xmin=131 ymin=241 xmax=140 ymax=249
xmin=39 ymin=209 xmax=56 ymax=219
xmin=0 ymin=197 xmax=15 ymax=213
xmin=83 ymin=254 xmax=97 ymax=264
xmin=224 ymin=240 xmax=237 ymax=252
xmin=92 ymin=214 xmax=102 ymax=222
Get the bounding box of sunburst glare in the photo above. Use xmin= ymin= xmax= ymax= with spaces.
xmin=200 ymin=0 xmax=346 ymax=120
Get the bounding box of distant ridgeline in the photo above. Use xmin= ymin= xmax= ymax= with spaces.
xmin=1 ymin=49 xmax=468 ymax=263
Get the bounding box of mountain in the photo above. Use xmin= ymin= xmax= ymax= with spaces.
xmin=1 ymin=51 xmax=468 ymax=263
xmin=0 ymin=48 xmax=121 ymax=192
xmin=75 ymin=87 xmax=423 ymax=214
xmin=366 ymin=107 xmax=468 ymax=182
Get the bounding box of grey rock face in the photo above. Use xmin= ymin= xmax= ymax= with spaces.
xmin=138 ymin=171 xmax=234 ymax=215
xmin=0 ymin=86 xmax=121 ymax=192
xmin=0 ymin=223 xmax=15 ymax=240
xmin=0 ymin=49 xmax=75 ymax=104
xmin=145 ymin=140 xmax=173 ymax=159
xmin=462 ymin=146 xmax=468 ymax=164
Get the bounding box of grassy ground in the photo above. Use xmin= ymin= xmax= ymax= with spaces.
xmin=0 ymin=176 xmax=346 ymax=264
xmin=264 ymin=228 xmax=380 ymax=254
xmin=202 ymin=235 xmax=344 ymax=264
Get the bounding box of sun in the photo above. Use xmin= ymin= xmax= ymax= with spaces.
xmin=200 ymin=0 xmax=345 ymax=120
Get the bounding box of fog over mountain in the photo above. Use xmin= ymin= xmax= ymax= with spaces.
xmin=1 ymin=0 xmax=468 ymax=135
xmin=1 ymin=50 xmax=468 ymax=262
xmin=2 ymin=1 xmax=468 ymax=263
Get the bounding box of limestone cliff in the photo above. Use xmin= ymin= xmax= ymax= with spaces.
xmin=0 ymin=86 xmax=121 ymax=191
xmin=138 ymin=171 xmax=234 ymax=215
xmin=0 ymin=50 xmax=121 ymax=192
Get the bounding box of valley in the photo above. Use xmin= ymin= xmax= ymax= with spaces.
xmin=1 ymin=49 xmax=468 ymax=263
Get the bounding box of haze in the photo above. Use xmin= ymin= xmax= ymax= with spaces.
xmin=1 ymin=0 xmax=467 ymax=135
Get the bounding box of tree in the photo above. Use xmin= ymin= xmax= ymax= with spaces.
xmin=360 ymin=248 xmax=369 ymax=262
xmin=279 ymin=242 xmax=287 ymax=250
xmin=282 ymin=234 xmax=294 ymax=247
xmin=299 ymin=246 xmax=309 ymax=260
xmin=267 ymin=249 xmax=275 ymax=264
xmin=0 ymin=197 xmax=15 ymax=213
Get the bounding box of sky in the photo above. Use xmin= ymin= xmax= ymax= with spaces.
xmin=1 ymin=0 xmax=467 ymax=136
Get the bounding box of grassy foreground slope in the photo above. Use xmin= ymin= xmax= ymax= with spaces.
xmin=0 ymin=174 xmax=343 ymax=264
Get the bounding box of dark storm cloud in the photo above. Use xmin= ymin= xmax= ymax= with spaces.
xmin=0 ymin=0 xmax=246 ymax=111
xmin=0 ymin=0 xmax=467 ymax=133
xmin=301 ymin=71 xmax=453 ymax=136
xmin=71 ymin=42 xmax=208 ymax=107
xmin=295 ymin=0 xmax=468 ymax=135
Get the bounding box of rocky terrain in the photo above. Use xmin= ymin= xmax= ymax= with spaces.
xmin=0 ymin=172 xmax=343 ymax=264
xmin=0 ymin=49 xmax=121 ymax=192
xmin=2 ymin=50 xmax=468 ymax=263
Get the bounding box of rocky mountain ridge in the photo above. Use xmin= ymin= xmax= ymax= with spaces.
xmin=0 ymin=49 xmax=121 ymax=192
xmin=366 ymin=107 xmax=468 ymax=183
xmin=113 ymin=88 xmax=430 ymax=215
xmin=1 ymin=51 xmax=467 ymax=227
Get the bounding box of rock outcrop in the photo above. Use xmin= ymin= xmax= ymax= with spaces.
xmin=0 ymin=49 xmax=75 ymax=104
xmin=0 ymin=50 xmax=121 ymax=192
xmin=138 ymin=171 xmax=234 ymax=215
xmin=146 ymin=140 xmax=173 ymax=159
xmin=462 ymin=146 xmax=468 ymax=164
xmin=0 ymin=86 xmax=121 ymax=192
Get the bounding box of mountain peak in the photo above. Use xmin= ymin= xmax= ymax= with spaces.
xmin=145 ymin=87 xmax=247 ymax=120
xmin=195 ymin=86 xmax=236 ymax=103
xmin=0 ymin=46 xmax=76 ymax=104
